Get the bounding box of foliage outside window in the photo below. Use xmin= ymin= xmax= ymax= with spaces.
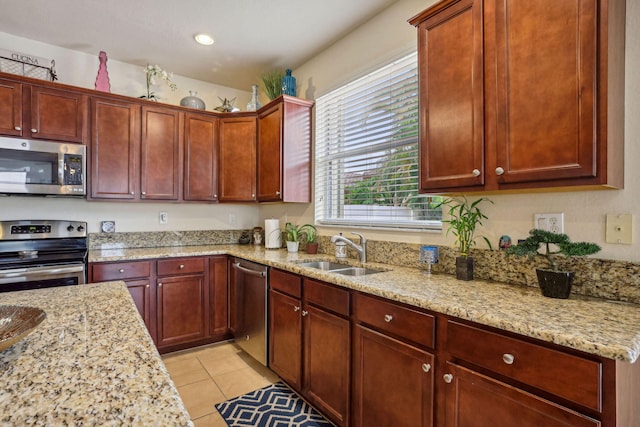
xmin=314 ymin=52 xmax=442 ymax=230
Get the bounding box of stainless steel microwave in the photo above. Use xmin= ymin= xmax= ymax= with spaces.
xmin=0 ymin=136 xmax=86 ymax=196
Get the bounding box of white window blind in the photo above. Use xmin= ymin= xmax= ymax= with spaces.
xmin=315 ymin=52 xmax=442 ymax=230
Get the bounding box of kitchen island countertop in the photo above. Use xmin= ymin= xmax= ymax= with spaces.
xmin=90 ymin=244 xmax=640 ymax=363
xmin=0 ymin=281 xmax=192 ymax=426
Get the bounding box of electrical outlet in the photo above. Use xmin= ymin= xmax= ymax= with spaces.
xmin=159 ymin=212 xmax=168 ymax=224
xmin=534 ymin=213 xmax=564 ymax=234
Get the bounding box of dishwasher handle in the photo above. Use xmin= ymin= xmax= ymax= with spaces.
xmin=232 ymin=262 xmax=266 ymax=278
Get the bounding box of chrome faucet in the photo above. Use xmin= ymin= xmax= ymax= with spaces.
xmin=331 ymin=232 xmax=367 ymax=263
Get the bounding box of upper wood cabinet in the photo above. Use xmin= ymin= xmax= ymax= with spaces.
xmin=218 ymin=115 xmax=257 ymax=202
xmin=90 ymin=96 xmax=140 ymax=200
xmin=410 ymin=0 xmax=625 ymax=193
xmin=0 ymin=77 xmax=87 ymax=143
xmin=140 ymin=105 xmax=182 ymax=200
xmin=257 ymin=95 xmax=314 ymax=202
xmin=184 ymin=112 xmax=219 ymax=201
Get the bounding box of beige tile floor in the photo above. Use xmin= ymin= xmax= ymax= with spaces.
xmin=162 ymin=341 xmax=280 ymax=427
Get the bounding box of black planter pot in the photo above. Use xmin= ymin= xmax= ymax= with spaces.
xmin=456 ymin=256 xmax=474 ymax=281
xmin=535 ymin=269 xmax=575 ymax=299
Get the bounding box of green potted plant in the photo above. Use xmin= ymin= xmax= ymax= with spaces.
xmin=506 ymin=229 xmax=601 ymax=298
xmin=261 ymin=70 xmax=284 ymax=100
xmin=300 ymin=224 xmax=319 ymax=254
xmin=441 ymin=197 xmax=493 ymax=280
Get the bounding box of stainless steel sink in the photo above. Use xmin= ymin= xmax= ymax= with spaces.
xmin=297 ymin=261 xmax=350 ymax=271
xmin=297 ymin=261 xmax=384 ymax=276
xmin=333 ymin=267 xmax=383 ymax=276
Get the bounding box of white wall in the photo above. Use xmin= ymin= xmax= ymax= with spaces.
xmin=0 ymin=31 xmax=260 ymax=234
xmin=260 ymin=0 xmax=640 ymax=263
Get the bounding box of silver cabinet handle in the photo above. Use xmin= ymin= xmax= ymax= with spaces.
xmin=384 ymin=314 xmax=393 ymax=322
xmin=472 ymin=169 xmax=481 ymax=177
xmin=158 ymin=283 xmax=162 ymax=287
xmin=422 ymin=363 xmax=431 ymax=373
xmin=31 ymin=128 xmax=38 ymax=133
xmin=294 ymin=306 xmax=300 ymax=312
xmin=276 ymin=191 xmax=281 ymax=195
xmin=146 ymin=284 xmax=149 ymax=288
xmin=213 ymin=194 xmax=218 ymax=198
xmin=443 ymin=373 xmax=453 ymax=383
xmin=14 ymin=126 xmax=21 ymax=131
xmin=503 ymin=353 xmax=515 ymax=365
xmin=179 ymin=264 xmax=185 ymax=269
xmin=119 ymin=269 xmax=125 ymax=273
xmin=495 ymin=166 xmax=505 ymax=175
xmin=130 ymin=191 xmax=134 ymax=195
xmin=302 ymin=310 xmax=308 ymax=317
xmin=141 ymin=191 xmax=146 ymax=195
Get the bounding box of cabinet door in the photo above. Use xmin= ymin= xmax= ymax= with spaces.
xmin=0 ymin=79 xmax=22 ymax=137
xmin=184 ymin=112 xmax=219 ymax=201
xmin=30 ymin=86 xmax=86 ymax=143
xmin=304 ymin=304 xmax=350 ymax=427
xmin=269 ymin=289 xmax=302 ymax=390
xmin=209 ymin=255 xmax=228 ymax=336
xmin=218 ymin=116 xmax=256 ymax=202
xmin=126 ymin=279 xmax=152 ymax=332
xmin=157 ymin=274 xmax=206 ymax=347
xmin=352 ymin=325 xmax=434 ymax=427
xmin=489 ymin=0 xmax=597 ymax=184
xmin=257 ymin=103 xmax=282 ymax=201
xmin=90 ymin=97 xmax=140 ymax=199
xmin=416 ymin=0 xmax=484 ymax=191
xmin=442 ymin=363 xmax=600 ymax=427
xmin=140 ymin=105 xmax=181 ymax=200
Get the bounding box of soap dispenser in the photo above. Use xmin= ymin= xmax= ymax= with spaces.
xmin=335 ymin=233 xmax=347 ymax=258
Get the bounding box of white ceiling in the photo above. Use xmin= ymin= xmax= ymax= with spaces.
xmin=0 ymin=0 xmax=400 ymax=90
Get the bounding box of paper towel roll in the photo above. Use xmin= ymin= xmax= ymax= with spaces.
xmin=265 ymin=219 xmax=282 ymax=249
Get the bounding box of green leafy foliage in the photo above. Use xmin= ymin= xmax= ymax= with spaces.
xmin=285 ymin=222 xmax=317 ymax=243
xmin=261 ymin=70 xmax=284 ymax=100
xmin=441 ymin=197 xmax=493 ymax=257
xmin=506 ymin=229 xmax=601 ymax=271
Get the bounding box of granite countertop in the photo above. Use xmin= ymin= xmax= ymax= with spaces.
xmin=89 ymin=245 xmax=640 ymax=363
xmin=0 ymin=282 xmax=193 ymax=426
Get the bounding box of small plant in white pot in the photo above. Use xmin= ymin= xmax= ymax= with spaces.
xmin=441 ymin=197 xmax=493 ymax=280
xmin=284 ymin=222 xmax=316 ymax=253
xmin=506 ymin=229 xmax=601 ymax=298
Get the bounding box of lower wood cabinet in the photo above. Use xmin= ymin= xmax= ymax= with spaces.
xmin=89 ymin=255 xmax=229 ymax=351
xmin=269 ymin=269 xmax=350 ymax=426
xmin=352 ymin=293 xmax=435 ymax=427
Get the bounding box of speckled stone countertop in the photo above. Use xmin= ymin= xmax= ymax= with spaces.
xmin=0 ymin=282 xmax=193 ymax=426
xmin=89 ymin=245 xmax=640 ymax=363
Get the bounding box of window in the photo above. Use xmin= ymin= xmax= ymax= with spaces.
xmin=315 ymin=52 xmax=442 ymax=230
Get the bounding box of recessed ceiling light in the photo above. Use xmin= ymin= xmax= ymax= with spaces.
xmin=194 ymin=33 xmax=214 ymax=45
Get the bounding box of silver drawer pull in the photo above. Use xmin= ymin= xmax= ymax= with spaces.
xmin=158 ymin=282 xmax=162 ymax=287
xmin=293 ymin=306 xmax=300 ymax=312
xmin=179 ymin=264 xmax=185 ymax=269
xmin=384 ymin=314 xmax=393 ymax=323
xmin=502 ymin=353 xmax=515 ymax=365
xmin=472 ymin=168 xmax=480 ymax=177
xmin=31 ymin=128 xmax=38 ymax=133
xmin=119 ymin=269 xmax=125 ymax=273
xmin=443 ymin=373 xmax=453 ymax=383
xmin=495 ymin=166 xmax=505 ymax=175
xmin=302 ymin=310 xmax=308 ymax=317
xmin=422 ymin=363 xmax=431 ymax=373
xmin=15 ymin=126 xmax=21 ymax=131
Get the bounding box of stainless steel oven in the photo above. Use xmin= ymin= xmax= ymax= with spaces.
xmin=0 ymin=220 xmax=87 ymax=292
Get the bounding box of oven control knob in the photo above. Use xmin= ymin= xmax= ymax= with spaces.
xmin=77 ymin=225 xmax=85 ymax=232
xmin=67 ymin=225 xmax=75 ymax=232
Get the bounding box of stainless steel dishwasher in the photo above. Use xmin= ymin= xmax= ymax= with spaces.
xmin=230 ymin=257 xmax=269 ymax=366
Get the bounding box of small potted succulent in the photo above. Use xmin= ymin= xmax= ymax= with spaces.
xmin=506 ymin=229 xmax=601 ymax=298
xmin=441 ymin=197 xmax=493 ymax=281
xmin=284 ymin=222 xmax=317 ymax=253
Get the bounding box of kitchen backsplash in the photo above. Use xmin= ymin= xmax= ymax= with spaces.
xmin=89 ymin=231 xmax=640 ymax=304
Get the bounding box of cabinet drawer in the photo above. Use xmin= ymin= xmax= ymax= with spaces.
xmin=91 ymin=261 xmax=151 ymax=281
xmin=447 ymin=320 xmax=602 ymax=412
xmin=304 ymin=278 xmax=350 ymax=317
xmin=270 ymin=269 xmax=302 ymax=298
xmin=353 ymin=292 xmax=435 ymax=348
xmin=157 ymin=257 xmax=205 ymax=276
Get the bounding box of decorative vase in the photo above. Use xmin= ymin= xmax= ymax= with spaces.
xmin=180 ymin=91 xmax=206 ymax=110
xmin=246 ymin=84 xmax=262 ymax=111
xmin=286 ymin=241 xmax=299 ymax=253
xmin=536 ymin=269 xmax=574 ymax=299
xmin=455 ymin=256 xmax=474 ymax=281
xmin=281 ymin=69 xmax=296 ymax=96
xmin=305 ymin=242 xmax=319 ymax=254
xmin=94 ymin=51 xmax=111 ymax=92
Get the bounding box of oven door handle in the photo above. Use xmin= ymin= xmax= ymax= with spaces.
xmin=0 ymin=265 xmax=85 ymax=284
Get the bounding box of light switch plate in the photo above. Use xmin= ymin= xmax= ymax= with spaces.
xmin=606 ymin=213 xmax=632 ymax=244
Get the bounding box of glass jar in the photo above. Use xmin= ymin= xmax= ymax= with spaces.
xmin=246 ymin=84 xmax=262 ymax=111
